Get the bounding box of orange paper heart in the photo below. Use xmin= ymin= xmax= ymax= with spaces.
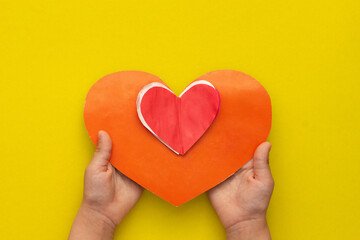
xmin=84 ymin=70 xmax=272 ymax=206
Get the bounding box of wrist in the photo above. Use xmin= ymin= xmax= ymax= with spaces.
xmin=225 ymin=217 xmax=271 ymax=240
xmin=77 ymin=203 xmax=116 ymax=237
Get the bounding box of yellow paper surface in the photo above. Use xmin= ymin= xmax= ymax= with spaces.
xmin=0 ymin=0 xmax=359 ymax=239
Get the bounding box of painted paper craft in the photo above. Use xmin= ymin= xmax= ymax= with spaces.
xmin=136 ymin=81 xmax=220 ymax=155
xmin=84 ymin=70 xmax=272 ymax=206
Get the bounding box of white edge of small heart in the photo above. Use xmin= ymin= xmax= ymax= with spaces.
xmin=136 ymin=82 xmax=180 ymax=155
xmin=178 ymin=80 xmax=215 ymax=98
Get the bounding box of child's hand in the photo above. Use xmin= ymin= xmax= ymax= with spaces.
xmin=69 ymin=131 xmax=143 ymax=240
xmin=208 ymin=142 xmax=274 ymax=240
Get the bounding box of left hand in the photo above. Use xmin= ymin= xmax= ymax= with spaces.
xmin=69 ymin=130 xmax=143 ymax=240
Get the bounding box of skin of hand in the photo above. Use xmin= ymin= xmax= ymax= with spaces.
xmin=68 ymin=131 xmax=143 ymax=240
xmin=208 ymin=142 xmax=274 ymax=240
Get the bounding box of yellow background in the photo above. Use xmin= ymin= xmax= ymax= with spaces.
xmin=1 ymin=0 xmax=359 ymax=239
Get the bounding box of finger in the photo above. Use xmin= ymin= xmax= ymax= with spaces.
xmin=241 ymin=158 xmax=254 ymax=170
xmin=253 ymin=142 xmax=272 ymax=180
xmin=90 ymin=130 xmax=112 ymax=166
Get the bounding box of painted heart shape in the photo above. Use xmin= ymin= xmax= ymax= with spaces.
xmin=84 ymin=70 xmax=271 ymax=206
xmin=136 ymin=81 xmax=220 ymax=155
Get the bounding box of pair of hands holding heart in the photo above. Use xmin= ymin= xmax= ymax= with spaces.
xmin=69 ymin=70 xmax=273 ymax=239
xmin=69 ymin=131 xmax=273 ymax=240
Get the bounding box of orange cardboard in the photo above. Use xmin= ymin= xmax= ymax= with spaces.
xmin=84 ymin=70 xmax=272 ymax=206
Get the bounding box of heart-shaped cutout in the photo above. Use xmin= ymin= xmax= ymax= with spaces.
xmin=84 ymin=70 xmax=271 ymax=206
xmin=136 ymin=81 xmax=220 ymax=155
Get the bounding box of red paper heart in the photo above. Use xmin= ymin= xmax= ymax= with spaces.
xmin=137 ymin=81 xmax=220 ymax=155
xmin=84 ymin=70 xmax=271 ymax=206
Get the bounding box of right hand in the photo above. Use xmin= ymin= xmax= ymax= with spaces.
xmin=208 ymin=142 xmax=274 ymax=239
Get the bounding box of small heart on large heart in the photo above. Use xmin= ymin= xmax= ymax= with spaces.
xmin=137 ymin=81 xmax=220 ymax=155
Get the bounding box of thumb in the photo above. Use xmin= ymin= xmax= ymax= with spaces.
xmin=91 ymin=130 xmax=112 ymax=166
xmin=253 ymin=142 xmax=272 ymax=181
